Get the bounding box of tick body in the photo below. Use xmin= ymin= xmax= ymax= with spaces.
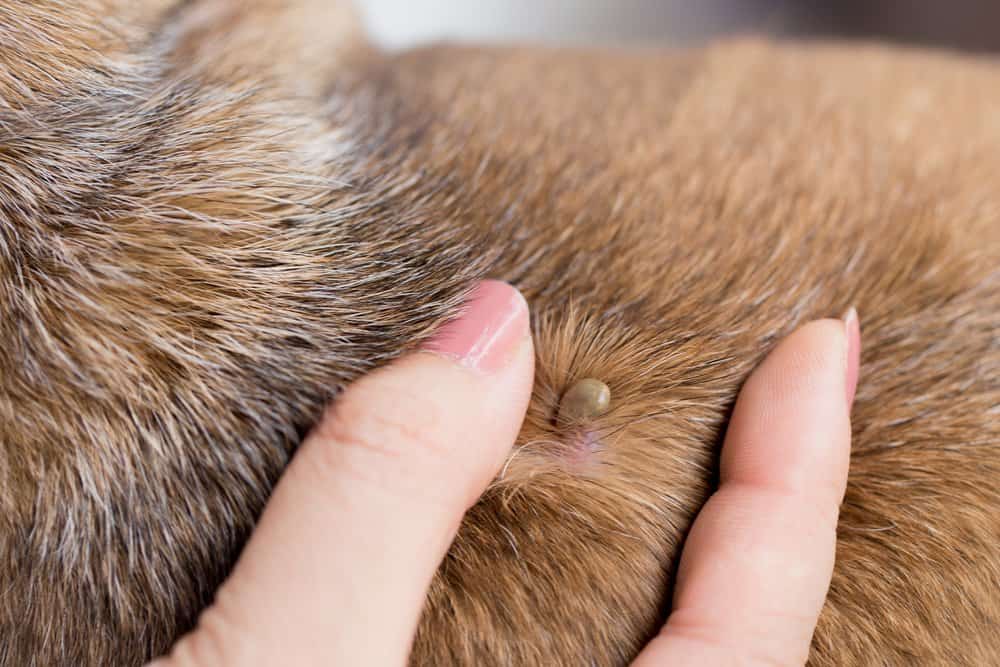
xmin=557 ymin=378 xmax=612 ymax=425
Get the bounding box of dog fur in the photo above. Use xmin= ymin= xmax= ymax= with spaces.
xmin=1 ymin=2 xmax=998 ymax=665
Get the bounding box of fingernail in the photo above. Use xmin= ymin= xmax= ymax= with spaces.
xmin=842 ymin=307 xmax=861 ymax=411
xmin=422 ymin=280 xmax=529 ymax=374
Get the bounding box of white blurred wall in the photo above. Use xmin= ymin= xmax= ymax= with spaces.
xmin=358 ymin=1 xmax=1000 ymax=53
xmin=357 ymin=0 xmax=803 ymax=49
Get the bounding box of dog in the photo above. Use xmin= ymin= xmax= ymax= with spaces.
xmin=1 ymin=1 xmax=998 ymax=665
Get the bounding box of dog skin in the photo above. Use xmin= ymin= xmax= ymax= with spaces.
xmin=1 ymin=1 xmax=998 ymax=665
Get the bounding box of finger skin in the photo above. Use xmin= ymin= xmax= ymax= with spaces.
xmin=151 ymin=284 xmax=534 ymax=667
xmin=635 ymin=317 xmax=859 ymax=667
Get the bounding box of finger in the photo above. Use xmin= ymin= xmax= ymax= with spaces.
xmin=635 ymin=311 xmax=861 ymax=666
xmin=151 ymin=280 xmax=534 ymax=667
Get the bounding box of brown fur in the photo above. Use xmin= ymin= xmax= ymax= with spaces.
xmin=1 ymin=2 xmax=998 ymax=666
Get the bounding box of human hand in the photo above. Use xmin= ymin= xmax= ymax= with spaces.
xmin=633 ymin=307 xmax=860 ymax=666
xmin=149 ymin=281 xmax=860 ymax=666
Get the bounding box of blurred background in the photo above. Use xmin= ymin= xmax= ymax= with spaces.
xmin=359 ymin=0 xmax=1000 ymax=53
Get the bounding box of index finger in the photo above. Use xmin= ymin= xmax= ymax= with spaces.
xmin=153 ymin=281 xmax=535 ymax=667
xmin=635 ymin=312 xmax=861 ymax=666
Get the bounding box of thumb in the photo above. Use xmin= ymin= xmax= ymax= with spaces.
xmin=152 ymin=280 xmax=534 ymax=667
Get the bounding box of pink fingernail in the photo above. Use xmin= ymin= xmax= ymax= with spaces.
xmin=842 ymin=307 xmax=861 ymax=411
xmin=422 ymin=281 xmax=529 ymax=374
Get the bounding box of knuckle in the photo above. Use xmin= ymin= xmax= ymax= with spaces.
xmin=772 ymin=485 xmax=842 ymax=538
xmin=307 ymin=378 xmax=453 ymax=480
xmin=665 ymin=609 xmax=809 ymax=667
xmin=168 ymin=598 xmax=257 ymax=667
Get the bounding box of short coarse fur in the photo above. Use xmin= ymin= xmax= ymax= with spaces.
xmin=1 ymin=2 xmax=998 ymax=666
